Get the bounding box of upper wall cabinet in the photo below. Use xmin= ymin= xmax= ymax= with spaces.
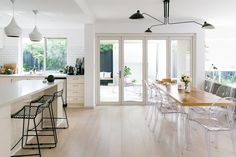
xmin=0 ymin=29 xmax=4 ymax=48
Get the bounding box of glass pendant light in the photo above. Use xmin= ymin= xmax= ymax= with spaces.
xmin=29 ymin=10 xmax=42 ymax=42
xmin=4 ymin=0 xmax=22 ymax=37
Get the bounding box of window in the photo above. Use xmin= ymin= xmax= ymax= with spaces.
xmin=205 ymin=39 xmax=236 ymax=86
xmin=22 ymin=38 xmax=67 ymax=72
xmin=22 ymin=38 xmax=44 ymax=72
xmin=171 ymin=39 xmax=192 ymax=79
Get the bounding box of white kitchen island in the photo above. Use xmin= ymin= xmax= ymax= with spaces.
xmin=0 ymin=80 xmax=63 ymax=157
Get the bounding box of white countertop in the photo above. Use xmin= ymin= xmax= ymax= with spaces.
xmin=0 ymin=73 xmax=84 ymax=78
xmin=0 ymin=80 xmax=63 ymax=107
xmin=0 ymin=73 xmax=67 ymax=77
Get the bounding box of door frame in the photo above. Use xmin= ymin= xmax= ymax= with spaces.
xmin=95 ymin=36 xmax=122 ymax=105
xmin=121 ymin=36 xmax=146 ymax=105
xmin=95 ymin=33 xmax=196 ymax=106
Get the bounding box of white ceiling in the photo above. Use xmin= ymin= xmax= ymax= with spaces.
xmin=0 ymin=0 xmax=235 ymax=29
xmin=86 ymin=0 xmax=236 ymax=26
xmin=0 ymin=0 xmax=91 ymax=29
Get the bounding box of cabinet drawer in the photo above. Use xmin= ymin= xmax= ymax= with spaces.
xmin=67 ymin=84 xmax=84 ymax=91
xmin=67 ymin=87 xmax=84 ymax=96
xmin=67 ymin=76 xmax=84 ymax=83
xmin=67 ymin=91 xmax=83 ymax=97
xmin=67 ymin=96 xmax=84 ymax=103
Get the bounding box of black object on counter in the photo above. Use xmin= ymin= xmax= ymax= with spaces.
xmin=67 ymin=66 xmax=75 ymax=75
xmin=47 ymin=75 xmax=55 ymax=82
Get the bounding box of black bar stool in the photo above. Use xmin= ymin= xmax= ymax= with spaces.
xmin=25 ymin=96 xmax=57 ymax=149
xmin=11 ymin=103 xmax=43 ymax=157
xmin=42 ymin=89 xmax=69 ymax=129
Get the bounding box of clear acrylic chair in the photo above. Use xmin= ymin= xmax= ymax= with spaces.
xmin=190 ymin=84 xmax=232 ymax=120
xmin=215 ymin=85 xmax=233 ymax=98
xmin=144 ymin=80 xmax=159 ymax=125
xmin=211 ymin=82 xmax=222 ymax=94
xmin=152 ymin=86 xmax=186 ymax=139
xmin=201 ymin=80 xmax=213 ymax=93
xmin=189 ymin=97 xmax=236 ymax=157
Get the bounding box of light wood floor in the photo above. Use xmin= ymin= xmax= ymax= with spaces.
xmin=23 ymin=106 xmax=235 ymax=157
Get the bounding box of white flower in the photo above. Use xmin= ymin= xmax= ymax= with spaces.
xmin=180 ymin=74 xmax=191 ymax=83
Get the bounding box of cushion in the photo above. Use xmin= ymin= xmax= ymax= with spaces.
xmin=100 ymin=72 xmax=104 ymax=78
xmin=104 ymin=72 xmax=111 ymax=78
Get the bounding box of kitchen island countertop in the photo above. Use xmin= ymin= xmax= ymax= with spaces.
xmin=0 ymin=80 xmax=63 ymax=107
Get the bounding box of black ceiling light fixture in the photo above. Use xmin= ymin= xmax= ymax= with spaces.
xmin=129 ymin=0 xmax=215 ymax=33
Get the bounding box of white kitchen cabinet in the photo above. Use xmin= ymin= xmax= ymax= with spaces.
xmin=67 ymin=76 xmax=84 ymax=107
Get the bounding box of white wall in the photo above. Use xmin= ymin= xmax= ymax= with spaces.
xmin=84 ymin=24 xmax=95 ymax=108
xmin=205 ymin=26 xmax=236 ymax=71
xmin=84 ymin=21 xmax=205 ymax=106
xmin=206 ymin=26 xmax=236 ymax=39
xmin=0 ymin=34 xmax=21 ymax=67
xmin=0 ymin=27 xmax=85 ymax=71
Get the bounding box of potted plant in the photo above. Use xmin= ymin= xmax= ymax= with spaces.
xmin=124 ymin=66 xmax=132 ymax=78
xmin=123 ymin=66 xmax=132 ymax=85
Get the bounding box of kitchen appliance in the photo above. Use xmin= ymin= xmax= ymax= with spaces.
xmin=75 ymin=57 xmax=84 ymax=75
xmin=67 ymin=66 xmax=75 ymax=75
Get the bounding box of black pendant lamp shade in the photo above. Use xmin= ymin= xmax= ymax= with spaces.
xmin=129 ymin=10 xmax=144 ymax=19
xmin=145 ymin=28 xmax=152 ymax=33
xmin=202 ymin=21 xmax=215 ymax=29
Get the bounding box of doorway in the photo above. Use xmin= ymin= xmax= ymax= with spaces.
xmin=96 ymin=34 xmax=194 ymax=105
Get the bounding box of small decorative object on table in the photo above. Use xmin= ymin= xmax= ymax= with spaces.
xmin=47 ymin=75 xmax=55 ymax=83
xmin=180 ymin=74 xmax=192 ymax=93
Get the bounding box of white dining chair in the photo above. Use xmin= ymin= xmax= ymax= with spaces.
xmin=152 ymin=86 xmax=187 ymax=155
xmin=144 ymin=80 xmax=158 ymax=124
xmin=189 ymin=97 xmax=236 ymax=157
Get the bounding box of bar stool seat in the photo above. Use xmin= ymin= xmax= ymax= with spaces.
xmin=11 ymin=104 xmax=43 ymax=157
xmin=42 ymin=89 xmax=69 ymax=129
xmin=12 ymin=105 xmax=43 ymax=119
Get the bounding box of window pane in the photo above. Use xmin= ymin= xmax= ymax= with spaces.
xmin=123 ymin=40 xmax=143 ymax=102
xmin=46 ymin=38 xmax=67 ymax=71
xmin=205 ymin=39 xmax=236 ymax=86
xmin=171 ymin=39 xmax=191 ymax=79
xmin=22 ymin=38 xmax=44 ymax=72
xmin=99 ymin=40 xmax=120 ymax=102
xmin=147 ymin=40 xmax=166 ymax=81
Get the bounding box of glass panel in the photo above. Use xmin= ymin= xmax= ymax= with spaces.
xmin=99 ymin=40 xmax=120 ymax=102
xmin=205 ymin=39 xmax=236 ymax=85
xmin=171 ymin=39 xmax=192 ymax=79
xmin=147 ymin=40 xmax=166 ymax=81
xmin=46 ymin=38 xmax=67 ymax=72
xmin=123 ymin=40 xmax=143 ymax=102
xmin=22 ymin=38 xmax=44 ymax=72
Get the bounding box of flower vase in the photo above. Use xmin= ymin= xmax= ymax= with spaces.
xmin=184 ymin=82 xmax=191 ymax=93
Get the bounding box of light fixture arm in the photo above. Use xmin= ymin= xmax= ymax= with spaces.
xmin=142 ymin=12 xmax=164 ymax=24
xmin=169 ymin=20 xmax=203 ymax=26
xmin=149 ymin=23 xmax=165 ymax=29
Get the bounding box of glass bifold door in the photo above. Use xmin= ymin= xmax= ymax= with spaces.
xmin=97 ymin=36 xmax=193 ymax=105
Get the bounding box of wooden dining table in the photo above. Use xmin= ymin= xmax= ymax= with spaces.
xmin=154 ymin=83 xmax=233 ymax=106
